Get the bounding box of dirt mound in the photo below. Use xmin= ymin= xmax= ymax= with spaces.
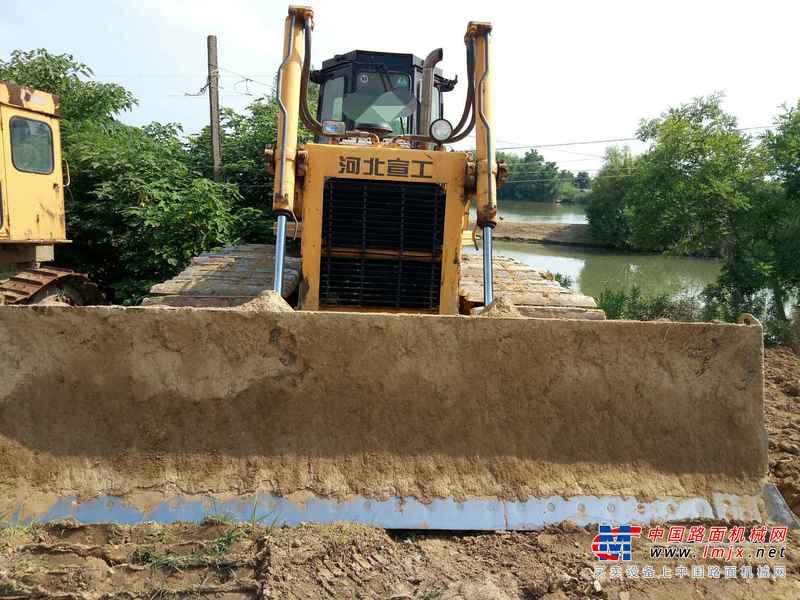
xmin=765 ymin=347 xmax=800 ymax=514
xmin=0 ymin=520 xmax=796 ymax=599
xmin=478 ymin=295 xmax=523 ymax=318
xmin=235 ymin=291 xmax=293 ymax=312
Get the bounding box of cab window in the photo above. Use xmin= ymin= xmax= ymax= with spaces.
xmin=10 ymin=116 xmax=54 ymax=175
xmin=344 ymin=71 xmax=413 ymax=135
xmin=432 ymin=85 xmax=442 ymax=120
xmin=320 ymin=76 xmax=345 ymax=121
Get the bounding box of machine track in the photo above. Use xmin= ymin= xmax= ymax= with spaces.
xmin=145 ymin=244 xmax=301 ymax=307
xmin=0 ymin=266 xmax=104 ymax=306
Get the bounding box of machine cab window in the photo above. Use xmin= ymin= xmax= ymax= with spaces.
xmin=312 ymin=50 xmax=455 ymax=139
xmin=344 ymin=71 xmax=413 ymax=135
xmin=9 ymin=116 xmax=54 ymax=175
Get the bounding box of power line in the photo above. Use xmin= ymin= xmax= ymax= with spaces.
xmin=488 ymin=125 xmax=776 ymax=152
xmin=217 ymin=66 xmax=273 ymax=89
xmin=506 ymin=158 xmax=597 ymax=169
xmin=503 ymin=172 xmax=637 ymax=185
xmin=542 ymin=147 xmax=607 ymax=160
xmin=496 ymin=136 xmax=641 ymax=151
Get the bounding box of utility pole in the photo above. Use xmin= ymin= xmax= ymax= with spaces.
xmin=207 ymin=34 xmax=222 ymax=181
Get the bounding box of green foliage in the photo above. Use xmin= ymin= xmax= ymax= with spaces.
xmin=187 ymin=99 xmax=282 ymax=242
xmin=628 ymin=94 xmax=752 ymax=256
xmin=575 ymin=171 xmax=591 ymax=190
xmin=553 ymin=272 xmax=573 ymax=289
xmin=211 ymin=528 xmax=244 ymax=555
xmin=1 ymin=49 xmax=265 ymax=304
xmin=584 ymin=94 xmax=799 ymax=343
xmin=703 ymin=100 xmax=800 ymax=345
xmin=586 ymin=95 xmax=752 ymax=256
xmin=59 ymin=120 xmax=247 ymax=304
xmin=186 ymin=86 xmax=316 ymax=242
xmin=0 ymin=49 xmax=135 ymax=127
xmin=585 ymin=147 xmax=639 ymax=248
xmin=598 ymin=286 xmax=702 ymax=322
xmin=498 ymin=149 xmax=581 ymax=203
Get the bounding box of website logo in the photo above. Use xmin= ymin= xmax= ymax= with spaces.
xmin=592 ymin=524 xmax=642 ymax=561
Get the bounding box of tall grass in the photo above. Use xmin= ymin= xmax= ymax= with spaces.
xmin=597 ymin=286 xmax=702 ymax=322
xmin=597 ymin=285 xmax=798 ymax=347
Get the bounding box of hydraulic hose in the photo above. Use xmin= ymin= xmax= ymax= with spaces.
xmin=444 ymin=38 xmax=476 ymax=144
xmin=299 ymin=18 xmax=323 ymax=136
xmin=298 ymin=18 xmax=378 ymax=143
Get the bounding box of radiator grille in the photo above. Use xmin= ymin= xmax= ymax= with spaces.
xmin=320 ymin=178 xmax=445 ymax=309
xmin=320 ymin=257 xmax=441 ymax=309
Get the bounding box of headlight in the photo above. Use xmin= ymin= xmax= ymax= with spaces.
xmin=429 ymin=118 xmax=453 ymax=142
xmin=322 ymin=120 xmax=346 ymax=136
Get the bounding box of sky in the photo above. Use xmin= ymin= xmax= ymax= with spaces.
xmin=2 ymin=0 xmax=798 ymax=173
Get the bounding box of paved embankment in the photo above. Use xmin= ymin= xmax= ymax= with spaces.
xmin=460 ymin=254 xmax=604 ymax=319
xmin=492 ymin=221 xmax=600 ymax=246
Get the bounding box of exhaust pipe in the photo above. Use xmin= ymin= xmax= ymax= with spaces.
xmin=418 ymin=48 xmax=443 ymax=149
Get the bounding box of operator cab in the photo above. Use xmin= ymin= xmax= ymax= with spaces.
xmin=311 ymin=50 xmax=456 ymax=139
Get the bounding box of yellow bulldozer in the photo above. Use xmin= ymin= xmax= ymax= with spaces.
xmin=0 ymin=82 xmax=102 ymax=305
xmin=0 ymin=5 xmax=794 ymax=530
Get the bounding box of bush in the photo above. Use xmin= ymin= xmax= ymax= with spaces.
xmin=553 ymin=272 xmax=573 ymax=289
xmin=597 ymin=286 xmax=702 ymax=322
xmin=1 ymin=49 xmax=273 ymax=304
xmin=702 ymin=283 xmax=796 ymax=347
xmin=61 ymin=122 xmax=250 ymax=304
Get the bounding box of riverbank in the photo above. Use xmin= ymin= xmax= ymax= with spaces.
xmin=493 ymin=221 xmax=601 ymax=247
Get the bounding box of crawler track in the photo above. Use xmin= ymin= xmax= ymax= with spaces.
xmin=0 ymin=266 xmax=103 ymax=305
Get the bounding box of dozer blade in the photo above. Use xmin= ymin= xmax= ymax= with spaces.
xmin=0 ymin=305 xmax=790 ymax=529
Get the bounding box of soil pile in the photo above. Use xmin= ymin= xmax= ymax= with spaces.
xmin=765 ymin=347 xmax=800 ymax=514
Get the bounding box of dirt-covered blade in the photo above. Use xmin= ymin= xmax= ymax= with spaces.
xmin=0 ymin=306 xmax=771 ymax=528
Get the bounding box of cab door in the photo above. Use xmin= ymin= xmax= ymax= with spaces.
xmin=0 ymin=105 xmax=65 ymax=242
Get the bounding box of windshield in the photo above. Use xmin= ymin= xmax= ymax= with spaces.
xmin=323 ymin=71 xmax=414 ymax=135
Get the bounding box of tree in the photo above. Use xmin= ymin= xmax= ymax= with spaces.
xmin=187 ymin=83 xmax=317 ymax=242
xmin=0 ymin=49 xmax=135 ymax=127
xmin=575 ymin=171 xmax=591 ymax=190
xmin=188 ymin=98 xmax=281 ymax=241
xmin=585 ymin=147 xmax=638 ymax=247
xmin=62 ymin=120 xmax=249 ymax=302
xmin=627 ymin=94 xmax=752 ymax=256
xmin=1 ymin=49 xmax=251 ymax=304
xmin=498 ymin=149 xmax=571 ymax=202
xmin=706 ymin=101 xmax=800 ymax=344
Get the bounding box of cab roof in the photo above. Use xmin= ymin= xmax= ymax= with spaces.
xmin=0 ymin=81 xmax=60 ymax=117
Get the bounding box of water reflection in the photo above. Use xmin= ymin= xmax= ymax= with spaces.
xmin=468 ymin=241 xmax=721 ymax=299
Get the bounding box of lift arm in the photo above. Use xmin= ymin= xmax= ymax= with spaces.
xmin=272 ymin=5 xmax=312 ymax=294
xmin=466 ymin=22 xmax=497 ymax=306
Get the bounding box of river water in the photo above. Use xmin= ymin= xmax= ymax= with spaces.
xmin=474 ymin=200 xmax=721 ymax=298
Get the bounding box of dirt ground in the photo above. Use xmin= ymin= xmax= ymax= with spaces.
xmin=765 ymin=347 xmax=800 ymax=516
xmin=0 ymin=347 xmax=797 ymax=600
